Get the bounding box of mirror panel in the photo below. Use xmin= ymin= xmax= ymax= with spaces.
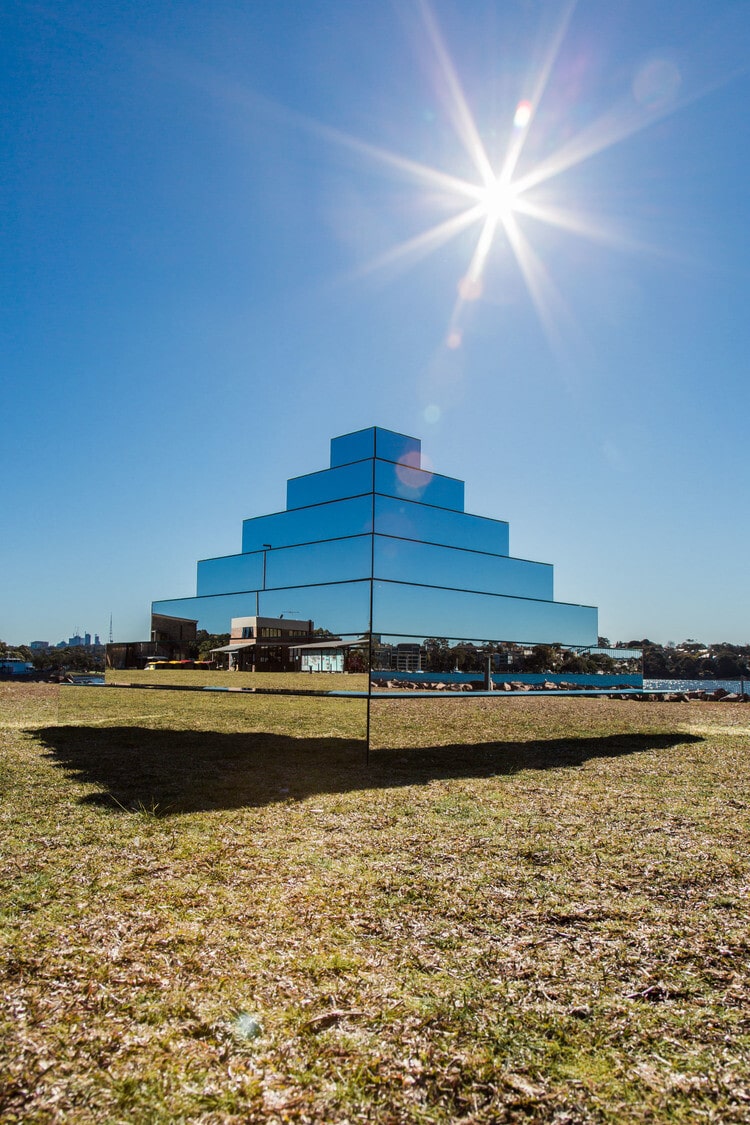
xmin=374 ymin=494 xmax=508 ymax=554
xmin=374 ymin=460 xmax=463 ymax=510
xmin=243 ymin=495 xmax=373 ymax=553
xmin=267 ymin=535 xmax=371 ymax=589
xmin=330 ymin=426 xmax=422 ymax=468
xmin=150 ymin=580 xmax=371 ymax=640
xmin=197 ymin=552 xmax=264 ymax=597
xmin=329 ymin=427 xmax=376 ymax=466
xmin=372 ymin=581 xmax=598 ymax=646
xmin=373 ymin=535 xmax=552 ymax=599
xmin=258 ymin=580 xmax=370 ymax=636
xmin=198 ymin=537 xmax=371 ymax=598
xmin=369 ymin=634 xmax=642 ymax=691
xmin=373 ymin=428 xmax=422 ymax=465
xmin=286 ymin=461 xmax=372 ymax=509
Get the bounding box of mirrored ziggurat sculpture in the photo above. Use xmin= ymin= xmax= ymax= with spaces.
xmin=151 ymin=426 xmax=597 ymax=662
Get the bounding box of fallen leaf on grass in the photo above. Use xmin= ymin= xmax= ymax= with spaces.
xmin=503 ymin=1073 xmax=544 ymax=1098
xmin=627 ymin=984 xmax=671 ymax=1002
xmin=303 ymin=1008 xmax=366 ymax=1032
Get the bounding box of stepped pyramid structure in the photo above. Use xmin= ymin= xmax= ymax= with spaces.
xmin=152 ymin=426 xmax=597 ymax=646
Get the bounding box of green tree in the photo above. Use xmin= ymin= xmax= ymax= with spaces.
xmin=195 ymin=631 xmax=230 ymax=661
xmin=525 ymin=644 xmax=563 ymax=673
xmin=423 ymin=638 xmax=454 ymax=672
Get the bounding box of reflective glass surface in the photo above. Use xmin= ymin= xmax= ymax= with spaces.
xmin=152 ymin=593 xmax=261 ymax=635
xmin=371 ymin=633 xmax=511 ymax=679
xmin=125 ymin=425 xmax=600 ymax=705
xmin=197 ymin=552 xmax=264 ymax=597
xmin=373 ymin=494 xmax=508 ymax=554
xmin=258 ymin=581 xmax=370 ymax=636
xmin=266 ymin=535 xmax=371 ymax=588
xmin=373 ymin=536 xmax=552 ymax=599
xmin=330 ymin=426 xmax=421 ymax=468
xmin=242 ymin=495 xmax=373 ymax=553
xmin=198 ymin=537 xmax=372 ymax=596
xmin=329 ymin=427 xmax=377 ymax=466
xmin=372 ymin=581 xmax=598 ymax=646
xmin=374 ymin=459 xmax=464 ymax=510
xmin=370 ymin=634 xmax=640 ymax=688
xmin=153 ymin=579 xmax=371 ymax=637
xmin=373 ymin=428 xmax=421 ymax=466
xmin=286 ymin=461 xmax=373 ymax=509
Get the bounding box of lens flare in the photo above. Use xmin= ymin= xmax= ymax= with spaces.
xmin=458 ymin=275 xmax=483 ymax=301
xmin=513 ymin=100 xmax=533 ymax=128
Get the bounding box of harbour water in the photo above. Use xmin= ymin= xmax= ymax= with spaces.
xmin=644 ymin=678 xmax=747 ymax=694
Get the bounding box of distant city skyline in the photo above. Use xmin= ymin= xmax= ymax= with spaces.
xmin=23 ymin=633 xmax=103 ymax=650
xmin=2 ymin=1 xmax=749 ymax=646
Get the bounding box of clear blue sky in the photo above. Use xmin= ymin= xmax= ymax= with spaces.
xmin=2 ymin=0 xmax=749 ymax=647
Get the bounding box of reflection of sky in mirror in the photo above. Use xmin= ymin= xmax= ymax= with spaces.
xmin=285 ymin=458 xmax=465 ymax=511
xmin=330 ymin=427 xmax=422 ymax=467
xmin=375 ymin=495 xmax=509 ymax=554
xmin=287 ymin=462 xmax=373 ymax=510
xmin=377 ymin=460 xmax=462 ymax=509
xmin=373 ymin=581 xmax=596 ymax=646
xmin=373 ymin=536 xmax=552 ymax=599
xmin=198 ymin=537 xmax=372 ymax=596
xmin=243 ymin=497 xmax=373 ymax=553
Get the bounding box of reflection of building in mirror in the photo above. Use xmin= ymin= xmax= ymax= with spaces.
xmin=205 ymin=617 xmax=369 ymax=674
xmin=292 ymin=637 xmax=368 ymax=674
xmin=372 ymin=641 xmax=423 ymax=672
xmin=209 ymin=615 xmax=315 ymax=672
xmin=106 ymin=613 xmax=198 ymax=670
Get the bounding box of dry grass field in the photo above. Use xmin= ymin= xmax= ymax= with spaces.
xmin=1 ymin=680 xmax=749 ymax=1122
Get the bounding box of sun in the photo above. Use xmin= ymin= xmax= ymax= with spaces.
xmin=312 ymin=0 xmax=567 ymax=343
xmin=479 ymin=177 xmax=520 ymax=225
xmin=306 ymin=0 xmax=690 ymax=351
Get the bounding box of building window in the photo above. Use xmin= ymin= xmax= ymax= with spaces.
xmin=241 ymin=627 xmax=254 ymax=639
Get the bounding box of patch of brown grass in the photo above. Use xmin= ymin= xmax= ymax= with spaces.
xmin=1 ymin=683 xmax=749 ymax=1122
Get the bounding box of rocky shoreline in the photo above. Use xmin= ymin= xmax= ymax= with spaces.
xmin=371 ymin=680 xmax=749 ymax=702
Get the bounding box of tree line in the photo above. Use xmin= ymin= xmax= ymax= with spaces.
xmin=634 ymin=640 xmax=750 ymax=680
xmin=3 ymin=636 xmax=748 ymax=679
xmin=405 ymin=638 xmax=749 ymax=678
xmin=0 ymin=642 xmax=105 ymax=673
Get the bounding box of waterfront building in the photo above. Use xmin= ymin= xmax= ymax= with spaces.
xmin=212 ymin=615 xmax=317 ymax=672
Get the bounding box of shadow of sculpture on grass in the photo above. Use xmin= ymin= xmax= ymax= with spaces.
xmin=33 ymin=724 xmax=704 ymax=817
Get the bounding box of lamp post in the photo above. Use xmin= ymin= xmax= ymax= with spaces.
xmin=262 ymin=545 xmax=272 ymax=591
xmin=257 ymin=545 xmax=272 ymax=618
xmin=255 ymin=544 xmax=272 ymax=617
